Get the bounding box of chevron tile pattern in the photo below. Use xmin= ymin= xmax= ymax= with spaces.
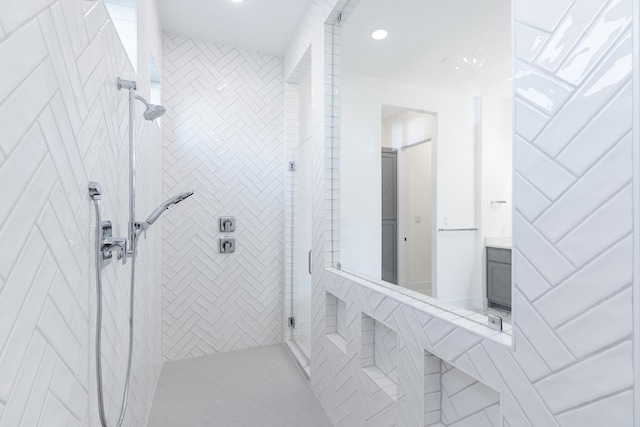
xmin=0 ymin=0 xmax=164 ymax=426
xmin=279 ymin=0 xmax=638 ymax=425
xmin=161 ymin=34 xmax=284 ymax=361
xmin=439 ymin=361 xmax=500 ymax=426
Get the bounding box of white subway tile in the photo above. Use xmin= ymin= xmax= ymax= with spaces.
xmin=0 ymin=123 xmax=47 ymax=222
xmin=0 ymin=18 xmax=47 ymax=104
xmin=0 ymin=333 xmax=47 ymax=414
xmin=535 ymin=341 xmax=633 ymax=413
xmin=0 ymin=59 xmax=57 ymax=155
xmin=556 ymin=0 xmax=632 ymax=85
xmin=556 ymin=390 xmax=633 ymax=427
xmin=533 ymin=32 xmax=632 ymax=157
xmin=0 ymin=0 xmax=55 ymax=33
xmin=535 ymin=135 xmax=632 ymax=243
xmin=38 ymin=7 xmax=83 ymax=134
xmin=534 ymin=235 xmax=632 ymax=327
xmin=0 ymin=250 xmax=55 ymax=400
xmin=512 ymin=290 xmax=575 ymax=370
xmin=556 ymin=287 xmax=632 ymax=359
xmin=514 ymin=212 xmax=574 ymax=286
xmin=556 ymin=185 xmax=632 ymax=266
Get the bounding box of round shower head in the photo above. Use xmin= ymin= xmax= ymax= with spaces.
xmin=135 ymin=94 xmax=166 ymax=121
xmin=143 ymin=104 xmax=166 ymax=121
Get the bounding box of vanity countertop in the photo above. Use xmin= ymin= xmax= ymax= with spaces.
xmin=485 ymin=236 xmax=512 ymax=250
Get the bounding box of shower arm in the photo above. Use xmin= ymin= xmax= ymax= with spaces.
xmin=135 ymin=94 xmax=150 ymax=107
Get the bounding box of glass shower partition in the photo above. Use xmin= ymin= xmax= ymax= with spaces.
xmin=288 ymin=136 xmax=313 ymax=364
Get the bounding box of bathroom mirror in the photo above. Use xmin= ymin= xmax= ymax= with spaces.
xmin=332 ymin=0 xmax=513 ymax=328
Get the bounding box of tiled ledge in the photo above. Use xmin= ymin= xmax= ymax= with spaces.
xmin=326 ymin=332 xmax=347 ymax=353
xmin=326 ymin=268 xmax=513 ymax=349
xmin=362 ymin=365 xmax=398 ymax=401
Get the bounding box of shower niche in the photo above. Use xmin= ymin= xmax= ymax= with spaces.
xmin=325 ymin=292 xmax=347 ymax=353
xmin=361 ymin=313 xmax=398 ymax=400
xmin=424 ymin=350 xmax=500 ymax=427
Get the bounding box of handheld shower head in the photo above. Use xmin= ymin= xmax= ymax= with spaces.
xmin=135 ymin=95 xmax=166 ymax=121
xmin=144 ymin=190 xmax=194 ymax=227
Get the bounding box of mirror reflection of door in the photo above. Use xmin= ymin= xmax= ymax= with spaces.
xmin=381 ymin=148 xmax=397 ymax=284
xmin=381 ymin=106 xmax=435 ymax=296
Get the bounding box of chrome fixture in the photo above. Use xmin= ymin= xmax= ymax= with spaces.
xmin=89 ymin=181 xmax=193 ymax=427
xmin=102 ymin=235 xmax=127 ymax=263
xmin=87 ymin=77 xmax=183 ymax=427
xmin=219 ymin=216 xmax=236 ymax=232
xmin=490 ymin=200 xmax=507 ymax=205
xmin=116 ymin=77 xmax=136 ymax=91
xmin=117 ymin=77 xmax=169 ymax=253
xmin=117 ymin=78 xmax=165 ymax=122
xmin=135 ymin=191 xmax=195 ymax=232
xmin=117 ymin=77 xmax=139 ymax=250
xmin=89 ymin=182 xmax=133 ymax=427
xmin=100 ymin=220 xmax=127 ymax=265
xmin=135 ymin=94 xmax=166 ymax=121
xmin=488 ymin=314 xmax=503 ymax=331
xmin=219 ymin=238 xmax=236 ymax=253
xmin=438 ymin=228 xmax=479 ymax=232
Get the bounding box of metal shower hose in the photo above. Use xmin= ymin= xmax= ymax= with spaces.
xmin=93 ymin=198 xmax=137 ymax=427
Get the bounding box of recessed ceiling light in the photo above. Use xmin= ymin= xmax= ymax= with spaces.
xmin=371 ymin=29 xmax=388 ymax=40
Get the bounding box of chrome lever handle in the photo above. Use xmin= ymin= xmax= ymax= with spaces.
xmin=102 ymin=237 xmax=128 ymax=265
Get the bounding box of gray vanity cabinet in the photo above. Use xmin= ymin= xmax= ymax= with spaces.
xmin=486 ymin=247 xmax=511 ymax=310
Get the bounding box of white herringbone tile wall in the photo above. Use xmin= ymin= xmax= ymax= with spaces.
xmin=0 ymin=0 xmax=164 ymax=426
xmin=162 ymin=34 xmax=284 ymax=361
xmin=283 ymin=0 xmax=639 ymax=425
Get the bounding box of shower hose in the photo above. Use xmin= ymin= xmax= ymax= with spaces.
xmin=92 ymin=198 xmax=138 ymax=427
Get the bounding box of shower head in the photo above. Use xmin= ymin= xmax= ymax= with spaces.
xmin=144 ymin=190 xmax=194 ymax=227
xmin=135 ymin=95 xmax=166 ymax=121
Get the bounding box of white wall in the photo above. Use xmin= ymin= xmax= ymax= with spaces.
xmin=299 ymin=69 xmax=313 ymax=141
xmin=161 ymin=34 xmax=284 ymax=361
xmin=340 ymin=71 xmax=479 ymax=304
xmin=481 ymin=82 xmax=513 ymax=240
xmin=0 ymin=0 xmax=164 ymax=425
xmin=382 ymin=110 xmax=434 ymax=150
xmin=284 ymin=0 xmax=638 ymax=425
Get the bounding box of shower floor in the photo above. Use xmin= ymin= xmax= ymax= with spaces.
xmin=147 ymin=344 xmax=334 ymax=427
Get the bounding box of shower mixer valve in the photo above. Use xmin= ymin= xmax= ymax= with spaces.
xmin=102 ymin=236 xmax=128 ymax=264
xmin=100 ymin=221 xmax=128 ymax=265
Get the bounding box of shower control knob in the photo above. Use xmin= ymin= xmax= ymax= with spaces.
xmin=219 ymin=216 xmax=236 ymax=232
xmin=219 ymin=238 xmax=236 ymax=254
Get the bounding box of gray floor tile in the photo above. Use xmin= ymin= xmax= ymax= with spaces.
xmin=148 ymin=345 xmax=334 ymax=427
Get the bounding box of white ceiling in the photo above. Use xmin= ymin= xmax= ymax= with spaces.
xmin=157 ymin=0 xmax=313 ymax=56
xmin=341 ymin=0 xmax=512 ymax=94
